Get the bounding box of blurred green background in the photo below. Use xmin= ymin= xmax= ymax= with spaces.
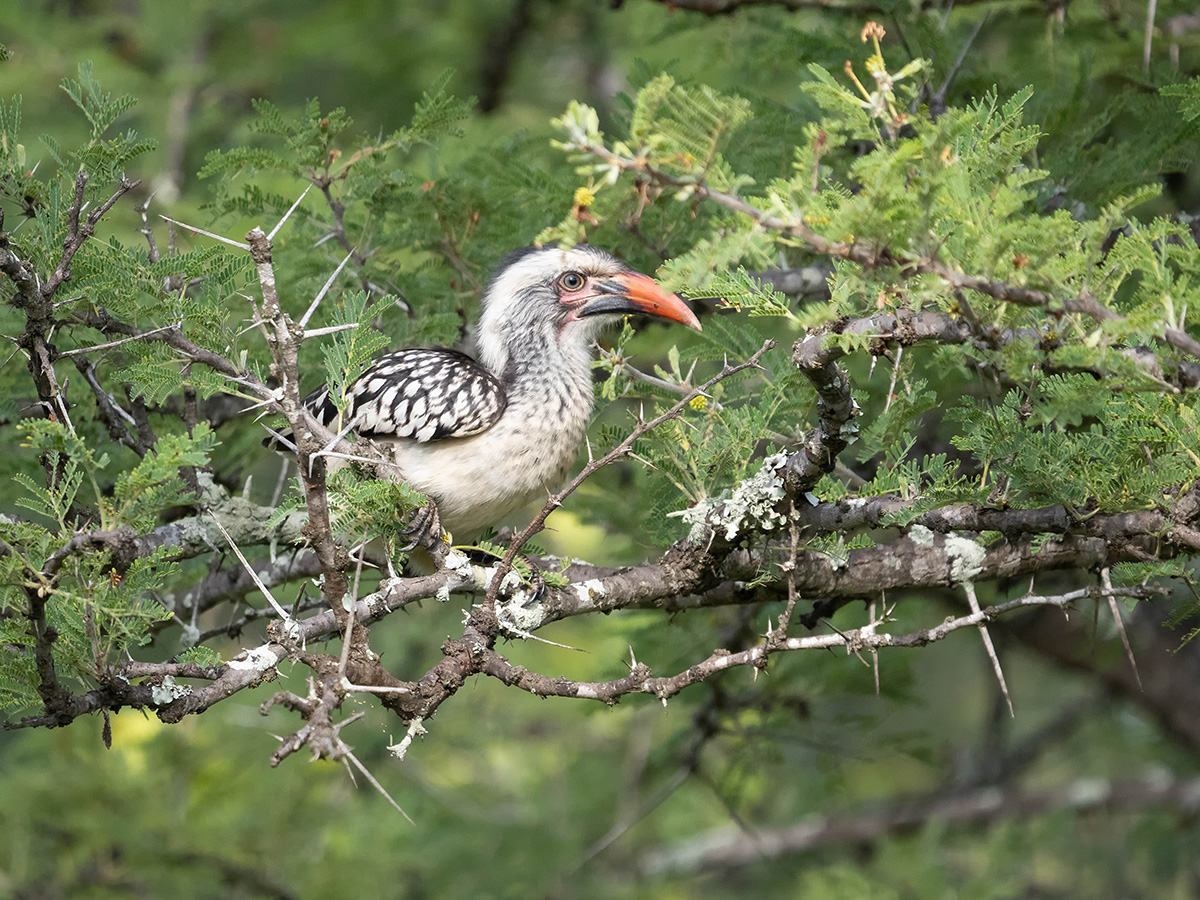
xmin=3 ymin=1 xmax=1200 ymax=897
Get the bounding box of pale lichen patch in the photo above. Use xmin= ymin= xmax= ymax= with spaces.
xmin=496 ymin=597 xmax=546 ymax=633
xmin=571 ymin=578 xmax=607 ymax=608
xmin=908 ymin=523 xmax=936 ymax=546
xmin=945 ymin=533 xmax=986 ymax=583
xmin=908 ymin=524 xmax=986 ymax=583
xmin=150 ymin=675 xmax=192 ymax=706
xmin=227 ymin=644 xmax=278 ymax=674
xmin=677 ymin=453 xmax=789 ymax=542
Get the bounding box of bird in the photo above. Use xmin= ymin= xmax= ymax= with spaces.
xmin=301 ymin=243 xmax=701 ymax=538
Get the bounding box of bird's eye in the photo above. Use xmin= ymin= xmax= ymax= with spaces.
xmin=558 ymin=271 xmax=585 ymax=292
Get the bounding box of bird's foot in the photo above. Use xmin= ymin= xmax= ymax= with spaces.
xmin=398 ymin=500 xmax=448 ymax=563
xmin=517 ymin=557 xmax=547 ymax=608
xmin=457 ymin=542 xmax=548 ymax=606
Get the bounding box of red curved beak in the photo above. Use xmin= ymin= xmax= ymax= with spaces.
xmin=577 ymin=271 xmax=702 ymax=331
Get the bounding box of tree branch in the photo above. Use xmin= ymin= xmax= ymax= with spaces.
xmin=479 ymin=585 xmax=1150 ymax=706
xmin=574 ymin=141 xmax=1200 ymax=363
xmin=644 ymin=772 xmax=1200 ymax=873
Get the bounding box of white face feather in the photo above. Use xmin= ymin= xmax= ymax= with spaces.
xmin=475 ymin=245 xmax=627 ymax=375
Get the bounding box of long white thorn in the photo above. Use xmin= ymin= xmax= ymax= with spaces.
xmin=303 ymin=322 xmax=360 ymax=339
xmin=498 ymin=619 xmax=586 ymax=651
xmin=965 ymin=582 xmax=1013 ymax=717
xmin=1102 ymin=568 xmax=1142 ymax=691
xmin=206 ymin=512 xmax=291 ymax=621
xmin=869 ymin=600 xmax=880 ymax=695
xmin=309 ymin=412 xmax=366 ymax=475
xmin=298 ymin=250 xmax=354 ymax=329
xmin=342 ymin=746 xmax=415 ymax=824
xmin=267 ymin=184 xmax=312 ymax=240
xmin=260 ymin=424 xmax=298 ymax=453
xmin=628 ymin=452 xmax=658 ymax=471
xmin=56 ymin=322 xmax=181 ymax=359
xmin=884 ymin=344 xmax=903 ymax=414
xmin=159 ymin=215 xmax=251 ymax=251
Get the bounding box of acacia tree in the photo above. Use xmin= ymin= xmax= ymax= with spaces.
xmin=3 ymin=26 xmax=1200 ymax=859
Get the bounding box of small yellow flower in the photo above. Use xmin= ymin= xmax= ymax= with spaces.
xmin=573 ymin=186 xmax=596 ymax=208
xmin=689 ymin=395 xmax=709 ymax=411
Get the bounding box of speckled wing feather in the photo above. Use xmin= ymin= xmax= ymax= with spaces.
xmin=306 ymin=348 xmax=506 ymax=443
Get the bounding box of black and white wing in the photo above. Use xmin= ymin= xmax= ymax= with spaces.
xmin=306 ymin=348 xmax=506 ymax=443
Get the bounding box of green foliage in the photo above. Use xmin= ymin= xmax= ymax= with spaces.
xmin=60 ymin=61 xmax=138 ymax=143
xmin=324 ymin=468 xmax=426 ymax=549
xmin=949 ymin=377 xmax=1199 ymax=512
xmin=704 ymin=268 xmax=797 ymax=320
xmin=0 ymin=538 xmax=178 ymax=714
xmin=112 ymin=425 xmax=217 ymax=530
xmin=3 ymin=9 xmax=1200 ymax=898
xmin=177 ymin=645 xmax=222 ymax=667
xmin=266 ymin=466 xmax=427 ymax=568
xmin=627 ymin=74 xmax=754 ymax=182
xmin=12 ymin=456 xmax=85 ymax=532
xmin=52 ymin=62 xmax=155 ymax=182
xmin=320 ymin=291 xmax=392 ymax=416
xmin=16 ymin=420 xmax=218 ymax=531
xmin=853 ymin=374 xmax=938 ymax=464
xmin=805 ymin=529 xmax=877 ymax=566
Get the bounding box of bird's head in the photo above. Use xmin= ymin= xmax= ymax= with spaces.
xmin=476 ymin=243 xmax=700 ymax=375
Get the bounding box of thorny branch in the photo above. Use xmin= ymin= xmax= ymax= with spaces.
xmin=0 ymin=197 xmax=414 ymax=737
xmin=7 ymin=419 xmax=1198 ymax=733
xmin=477 ymin=585 xmax=1155 ymax=707
xmin=0 ymin=171 xmax=142 ymax=723
xmin=644 ymin=772 xmax=1200 ymax=873
xmin=5 ymin=163 xmax=1200 ymax=812
xmin=573 ymin=141 xmax=1200 ymax=363
xmin=2 ymin=172 xmax=140 ymax=452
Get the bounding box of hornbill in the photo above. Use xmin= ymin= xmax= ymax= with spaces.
xmin=301 ymin=243 xmax=701 ymax=537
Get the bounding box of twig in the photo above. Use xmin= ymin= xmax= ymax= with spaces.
xmin=206 ymin=512 xmax=292 ymax=622
xmin=1102 ymin=567 xmax=1142 ymax=691
xmin=56 ymin=322 xmax=181 ymax=359
xmin=479 ymin=585 xmax=1147 ymax=707
xmin=1145 ymin=0 xmax=1159 ymax=69
xmin=644 ymin=772 xmax=1200 ymax=873
xmin=619 ymin=358 xmax=723 ymax=410
xmin=965 ymin=581 xmax=1014 ymax=717
xmin=298 ymin=250 xmax=353 ymax=330
xmin=44 ymin=174 xmax=140 ymax=299
xmin=160 ymin=215 xmax=251 ymax=251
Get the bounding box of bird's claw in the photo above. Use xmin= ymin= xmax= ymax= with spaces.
xmin=518 ymin=555 xmax=548 ymax=607
xmin=398 ymin=500 xmax=445 ymax=554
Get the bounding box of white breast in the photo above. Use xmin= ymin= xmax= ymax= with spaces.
xmin=378 ymin=368 xmax=594 ymax=535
